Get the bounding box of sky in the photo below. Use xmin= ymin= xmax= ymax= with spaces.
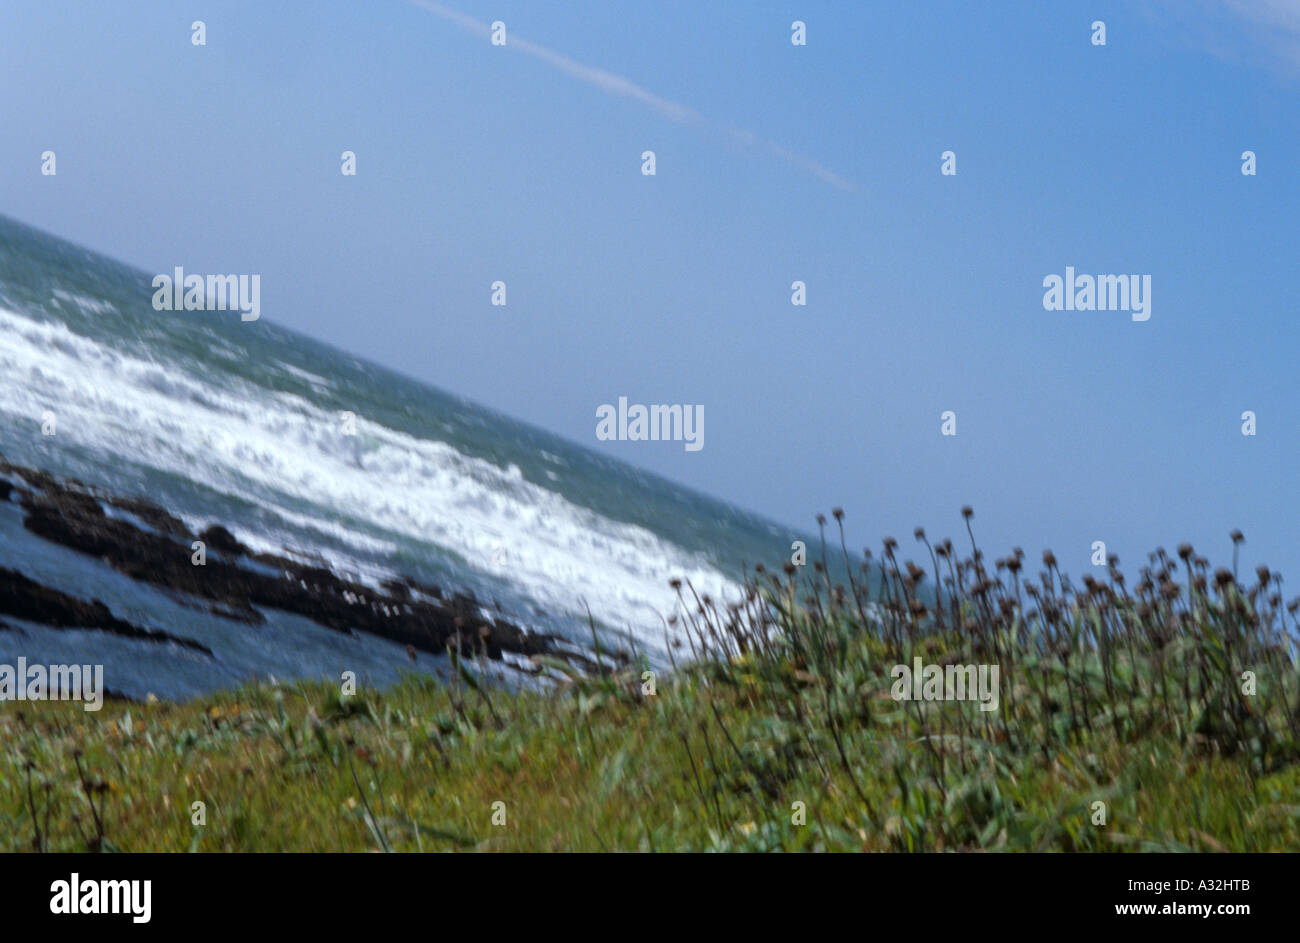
xmin=1 ymin=0 xmax=1297 ymax=580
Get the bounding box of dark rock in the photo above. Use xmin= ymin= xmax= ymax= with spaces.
xmin=0 ymin=565 xmax=212 ymax=655
xmin=199 ymin=524 xmax=245 ymax=556
xmin=5 ymin=457 xmax=571 ymax=665
xmin=109 ymin=496 xmax=190 ymax=537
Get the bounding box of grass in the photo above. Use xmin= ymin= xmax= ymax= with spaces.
xmin=3 ymin=508 xmax=1299 ymax=852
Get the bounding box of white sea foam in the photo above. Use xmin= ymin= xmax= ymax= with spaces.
xmin=51 ymin=289 xmax=118 ymax=316
xmin=276 ymin=361 xmax=334 ymax=390
xmin=0 ymin=304 xmax=736 ymax=653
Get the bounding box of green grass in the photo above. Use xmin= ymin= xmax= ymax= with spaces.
xmin=3 ymin=511 xmax=1299 ymax=852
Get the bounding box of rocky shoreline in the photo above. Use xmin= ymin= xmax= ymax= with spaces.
xmin=0 ymin=563 xmax=213 ymax=655
xmin=0 ymin=456 xmax=610 ymax=674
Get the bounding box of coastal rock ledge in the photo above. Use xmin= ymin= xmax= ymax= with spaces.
xmin=1 ymin=456 xmax=594 ymax=671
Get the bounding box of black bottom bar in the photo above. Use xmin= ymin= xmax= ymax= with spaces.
xmin=0 ymin=852 xmax=1278 ymax=931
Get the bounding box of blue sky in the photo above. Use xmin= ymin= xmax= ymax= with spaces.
xmin=2 ymin=0 xmax=1297 ymax=578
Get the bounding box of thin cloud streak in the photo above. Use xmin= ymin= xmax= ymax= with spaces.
xmin=1145 ymin=0 xmax=1300 ymax=76
xmin=406 ymin=0 xmax=858 ymax=192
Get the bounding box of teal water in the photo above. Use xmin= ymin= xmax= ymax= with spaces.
xmin=0 ymin=215 xmax=795 ymax=698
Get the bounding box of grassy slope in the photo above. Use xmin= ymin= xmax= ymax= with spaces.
xmin=2 ymin=652 xmax=1297 ymax=852
xmin=4 ymin=521 xmax=1300 ymax=852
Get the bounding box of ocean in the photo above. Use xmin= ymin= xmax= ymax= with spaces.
xmin=0 ymin=214 xmax=792 ymax=700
